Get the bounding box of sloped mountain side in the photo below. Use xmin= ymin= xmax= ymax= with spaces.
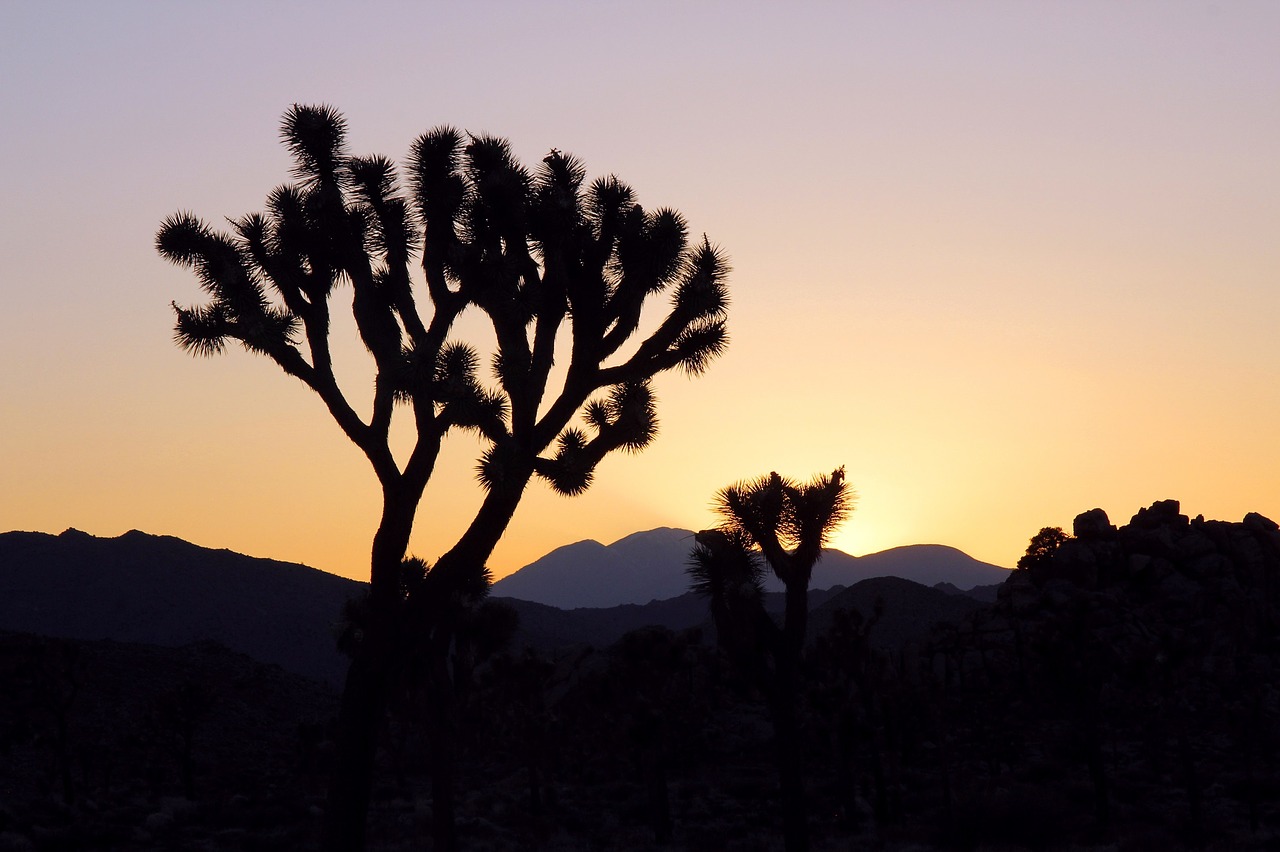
xmin=492 ymin=527 xmax=695 ymax=608
xmin=0 ymin=529 xmax=362 ymax=684
xmin=492 ymin=527 xmax=1009 ymax=608
xmin=829 ymin=544 xmax=1006 ymax=593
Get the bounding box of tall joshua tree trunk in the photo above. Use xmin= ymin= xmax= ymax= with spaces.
xmin=323 ymin=492 xmax=419 ymax=852
xmin=413 ymin=477 xmax=534 ymax=852
xmin=426 ymin=648 xmax=459 ymax=851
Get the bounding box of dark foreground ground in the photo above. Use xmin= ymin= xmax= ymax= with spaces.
xmin=1 ymin=620 xmax=1277 ymax=852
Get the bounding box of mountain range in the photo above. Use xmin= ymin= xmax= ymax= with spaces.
xmin=491 ymin=526 xmax=1009 ymax=608
xmin=0 ymin=528 xmax=362 ymax=684
xmin=0 ymin=527 xmax=1008 ymax=684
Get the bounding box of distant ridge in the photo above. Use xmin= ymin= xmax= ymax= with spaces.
xmin=0 ymin=528 xmax=363 ymax=684
xmin=0 ymin=526 xmax=1008 ymax=678
xmin=491 ymin=527 xmax=1009 ymax=609
xmin=493 ymin=526 xmax=696 ymax=608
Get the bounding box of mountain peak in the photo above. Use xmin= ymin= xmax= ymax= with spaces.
xmin=609 ymin=527 xmax=694 ymax=546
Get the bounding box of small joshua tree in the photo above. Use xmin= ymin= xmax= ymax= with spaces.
xmin=689 ymin=467 xmax=851 ymax=852
xmin=158 ymin=105 xmax=730 ymax=851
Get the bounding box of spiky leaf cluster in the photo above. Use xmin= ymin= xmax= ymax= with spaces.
xmin=534 ymin=381 xmax=658 ymax=496
xmin=688 ymin=527 xmax=765 ymax=603
xmin=712 ymin=467 xmax=853 ymax=587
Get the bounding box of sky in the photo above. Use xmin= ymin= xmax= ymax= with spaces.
xmin=2 ymin=1 xmax=1278 ymax=583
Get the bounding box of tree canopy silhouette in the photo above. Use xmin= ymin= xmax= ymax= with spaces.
xmin=157 ymin=104 xmax=730 ymax=851
xmin=1016 ymin=526 xmax=1069 ymax=573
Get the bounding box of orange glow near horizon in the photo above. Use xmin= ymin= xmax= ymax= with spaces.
xmin=2 ymin=3 xmax=1278 ymax=584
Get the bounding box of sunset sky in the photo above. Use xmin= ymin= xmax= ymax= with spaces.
xmin=2 ymin=2 xmax=1278 ymax=583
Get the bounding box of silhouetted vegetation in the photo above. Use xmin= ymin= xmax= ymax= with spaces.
xmin=157 ymin=105 xmax=730 ymax=851
xmin=689 ymin=467 xmax=852 ymax=852
xmin=3 ymin=500 xmax=1280 ymax=849
xmin=1016 ymin=525 xmax=1069 ymax=572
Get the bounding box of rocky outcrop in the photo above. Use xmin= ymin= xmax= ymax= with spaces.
xmin=923 ymin=501 xmax=1280 ymax=844
xmin=995 ymin=499 xmax=1280 ymax=656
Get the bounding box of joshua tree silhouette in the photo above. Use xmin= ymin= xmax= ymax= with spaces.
xmin=689 ymin=467 xmax=852 ymax=852
xmin=157 ymin=104 xmax=730 ymax=851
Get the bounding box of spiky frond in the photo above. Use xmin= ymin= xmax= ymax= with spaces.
xmin=465 ymin=134 xmax=522 ymax=184
xmin=349 ymin=156 xmax=419 ymax=260
xmin=238 ymin=305 xmax=301 ymax=354
xmin=531 ymin=149 xmax=586 ymax=244
xmin=587 ymin=175 xmax=634 ymax=226
xmin=432 ymin=341 xmax=480 ymax=394
xmin=673 ymin=237 xmax=731 ymax=321
xmin=281 ymin=104 xmax=348 ymax=187
xmin=615 ymin=206 xmax=688 ymax=294
xmin=476 ymin=442 xmax=526 ymax=494
xmin=447 ymin=387 xmax=508 ymax=435
xmin=408 ymin=126 xmax=467 ymax=222
xmin=347 ymin=155 xmax=397 ymax=204
xmin=717 ymin=472 xmax=789 ymax=549
xmin=535 ymin=428 xmax=596 ymax=496
xmin=435 ymin=343 xmax=508 ymax=432
xmin=540 ymin=149 xmax=586 ymax=192
xmin=462 ymin=135 xmax=532 ymax=249
xmin=232 ymin=212 xmax=270 ymax=254
xmin=171 ymin=301 xmax=229 ymax=357
xmin=159 ymin=213 xmax=274 ymax=317
xmin=672 ymin=319 xmax=729 ymax=376
xmin=687 ymin=527 xmax=764 ymax=601
xmin=266 ymin=184 xmax=307 ymax=232
xmin=784 ymin=467 xmax=853 ymax=551
xmin=604 ymin=381 xmax=658 ymax=451
xmin=583 ymin=399 xmax=611 ymax=431
xmin=391 ymin=344 xmax=432 ymax=402
xmin=155 ymin=212 xmax=215 ymax=268
xmin=399 ymin=556 xmax=431 ymax=598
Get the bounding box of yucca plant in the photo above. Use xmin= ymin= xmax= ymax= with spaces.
xmin=688 ymin=467 xmax=851 ymax=852
xmin=158 ymin=105 xmax=730 ymax=852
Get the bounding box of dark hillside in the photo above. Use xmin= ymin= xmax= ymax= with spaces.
xmin=0 ymin=529 xmax=362 ymax=684
xmin=809 ymin=576 xmax=984 ymax=650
